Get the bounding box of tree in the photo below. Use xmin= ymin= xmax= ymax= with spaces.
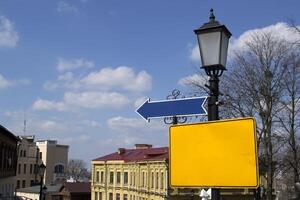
xmin=288 ymin=19 xmax=300 ymax=36
xmin=67 ymin=159 xmax=91 ymax=182
xmin=186 ymin=31 xmax=296 ymax=200
xmin=277 ymin=51 xmax=300 ymax=185
xmin=224 ymin=32 xmax=292 ymax=200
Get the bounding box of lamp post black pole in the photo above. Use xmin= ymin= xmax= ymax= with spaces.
xmin=39 ymin=175 xmax=43 ymax=200
xmin=194 ymin=8 xmax=232 ymax=200
xmin=38 ymin=163 xmax=46 ymax=200
xmin=207 ymin=74 xmax=219 ymax=121
xmin=208 ymin=73 xmax=221 ymax=200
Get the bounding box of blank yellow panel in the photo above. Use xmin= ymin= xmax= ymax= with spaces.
xmin=169 ymin=117 xmax=258 ymax=188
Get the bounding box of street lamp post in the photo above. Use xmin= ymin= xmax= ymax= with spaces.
xmin=38 ymin=162 xmax=46 ymax=200
xmin=42 ymin=185 xmax=48 ymax=200
xmin=194 ymin=9 xmax=231 ymax=200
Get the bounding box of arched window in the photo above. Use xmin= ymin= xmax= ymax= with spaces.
xmin=54 ymin=164 xmax=64 ymax=173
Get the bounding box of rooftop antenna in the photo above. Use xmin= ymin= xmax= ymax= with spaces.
xmin=23 ymin=112 xmax=27 ymax=135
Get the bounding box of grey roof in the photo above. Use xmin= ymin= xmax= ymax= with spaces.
xmin=16 ymin=184 xmax=62 ymax=194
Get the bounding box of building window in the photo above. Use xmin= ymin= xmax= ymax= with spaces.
xmin=34 ymin=164 xmax=37 ymax=174
xmin=20 ymin=150 xmax=23 ymax=157
xmin=151 ymin=172 xmax=154 ymax=188
xmin=30 ymin=180 xmax=34 ymax=186
xmin=22 ymin=180 xmax=26 ymax=188
xmin=23 ymin=150 xmax=26 ymax=157
xmin=116 ymin=193 xmax=120 ymax=200
xmin=133 ymin=172 xmax=135 ymax=186
xmin=124 ymin=171 xmax=128 ymax=185
xmin=99 ymin=192 xmax=102 ymax=200
xmin=16 ymin=180 xmax=20 ymax=189
xmin=95 ymin=192 xmax=98 ymax=200
xmin=30 ymin=164 xmax=33 ymax=174
xmin=144 ymin=172 xmax=147 ymax=187
xmin=54 ymin=164 xmax=64 ymax=173
xmin=117 ymin=171 xmax=121 ymax=184
xmin=109 ymin=193 xmax=113 ymax=200
xmin=156 ymin=172 xmax=159 ymax=189
xmin=0 ymin=143 xmax=2 ymax=170
xmin=23 ymin=164 xmax=27 ymax=174
xmin=96 ymin=171 xmax=100 ymax=182
xmin=142 ymin=171 xmax=145 ymax=187
xmin=141 ymin=171 xmax=147 ymax=187
xmin=129 ymin=172 xmax=132 ymax=186
xmin=109 ymin=171 xmax=114 ymax=184
xmin=100 ymin=171 xmax=104 ymax=183
xmin=18 ymin=164 xmax=21 ymax=174
xmin=160 ymin=172 xmax=164 ymax=189
xmin=124 ymin=194 xmax=128 ymax=200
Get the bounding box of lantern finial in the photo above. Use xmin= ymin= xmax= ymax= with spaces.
xmin=209 ymin=8 xmax=215 ymax=22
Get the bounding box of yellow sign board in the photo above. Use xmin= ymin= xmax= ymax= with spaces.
xmin=169 ymin=117 xmax=258 ymax=188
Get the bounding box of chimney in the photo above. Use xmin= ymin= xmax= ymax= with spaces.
xmin=118 ymin=148 xmax=126 ymax=155
xmin=135 ymin=144 xmax=152 ymax=149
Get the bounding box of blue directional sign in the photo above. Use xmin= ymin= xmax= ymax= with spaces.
xmin=136 ymin=97 xmax=207 ymax=121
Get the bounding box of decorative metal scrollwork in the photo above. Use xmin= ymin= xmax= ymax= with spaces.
xmin=164 ymin=89 xmax=187 ymax=125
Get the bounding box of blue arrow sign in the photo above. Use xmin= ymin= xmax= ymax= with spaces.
xmin=136 ymin=96 xmax=207 ymax=121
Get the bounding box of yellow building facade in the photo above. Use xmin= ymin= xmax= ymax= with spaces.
xmin=92 ymin=144 xmax=170 ymax=200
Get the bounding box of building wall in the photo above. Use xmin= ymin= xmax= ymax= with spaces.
xmin=0 ymin=126 xmax=18 ymax=198
xmin=16 ymin=191 xmax=39 ymax=200
xmin=16 ymin=191 xmax=53 ymax=200
xmin=36 ymin=140 xmax=69 ymax=185
xmin=0 ymin=176 xmax=16 ymax=198
xmin=16 ymin=136 xmax=40 ymax=189
xmin=91 ymin=160 xmax=168 ymax=200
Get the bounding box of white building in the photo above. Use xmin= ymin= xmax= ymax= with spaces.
xmin=36 ymin=140 xmax=69 ymax=185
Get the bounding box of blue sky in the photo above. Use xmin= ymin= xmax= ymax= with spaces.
xmin=0 ymin=0 xmax=299 ymax=164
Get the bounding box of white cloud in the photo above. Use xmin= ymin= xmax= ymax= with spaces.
xmin=0 ymin=74 xmax=30 ymax=89
xmin=190 ymin=22 xmax=300 ymax=62
xmin=32 ymin=99 xmax=67 ymax=111
xmin=57 ymin=57 xmax=94 ymax=72
xmin=0 ymin=16 xmax=19 ymax=48
xmin=178 ymin=74 xmax=208 ymax=87
xmin=134 ymin=96 xmax=148 ymax=109
xmin=59 ymin=134 xmax=91 ymax=145
xmin=57 ymin=1 xmax=78 ymax=13
xmin=0 ymin=74 xmax=12 ymax=88
xmin=81 ymin=120 xmax=101 ymax=128
xmin=82 ymin=66 xmax=152 ymax=92
xmin=58 ymin=72 xmax=74 ymax=81
xmin=64 ymin=91 xmax=130 ymax=109
xmin=38 ymin=120 xmax=67 ymax=132
xmin=43 ymin=72 xmax=82 ymax=90
xmin=228 ymin=22 xmax=300 ymax=59
xmin=33 ymin=91 xmax=130 ymax=111
xmin=98 ymin=136 xmax=140 ymax=147
xmin=107 ymin=116 xmax=165 ymax=133
xmin=190 ymin=45 xmax=200 ymax=63
xmin=45 ymin=65 xmax=152 ymax=93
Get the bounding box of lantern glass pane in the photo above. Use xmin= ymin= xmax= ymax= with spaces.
xmin=197 ymin=31 xmax=221 ymax=66
xmin=39 ymin=164 xmax=46 ymax=176
xmin=220 ymin=31 xmax=229 ymax=67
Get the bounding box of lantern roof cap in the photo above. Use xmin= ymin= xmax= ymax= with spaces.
xmin=194 ymin=9 xmax=231 ymax=37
